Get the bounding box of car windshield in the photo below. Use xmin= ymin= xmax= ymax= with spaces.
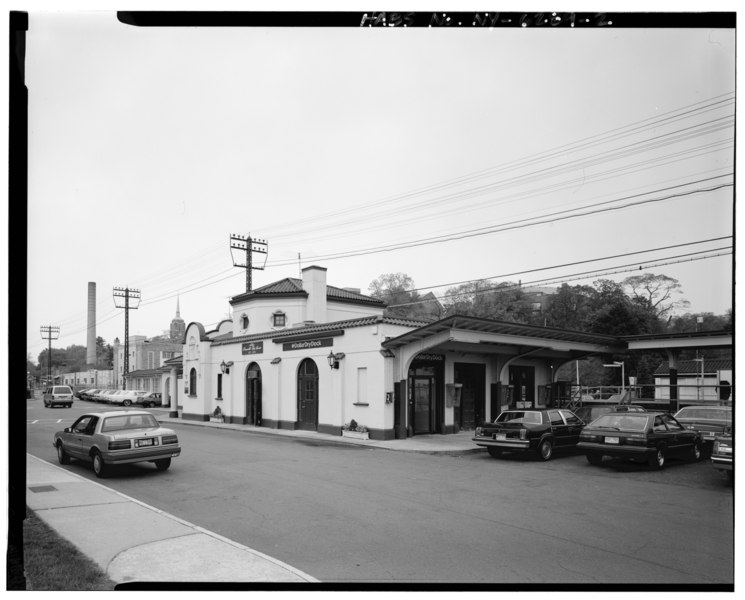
xmin=676 ymin=408 xmax=730 ymax=420
xmin=101 ymin=414 xmax=160 ymax=432
xmin=590 ymin=414 xmax=649 ymax=431
xmin=496 ymin=411 xmax=543 ymax=424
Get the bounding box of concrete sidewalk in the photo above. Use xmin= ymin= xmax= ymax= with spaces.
xmin=26 ymin=454 xmax=318 ymax=585
xmin=26 ymin=417 xmax=482 ymax=586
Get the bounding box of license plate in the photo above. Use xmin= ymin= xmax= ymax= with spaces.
xmin=494 ymin=434 xmax=507 ymax=441
xmin=136 ymin=438 xmax=155 ymax=447
xmin=605 ymin=437 xmax=620 ymax=444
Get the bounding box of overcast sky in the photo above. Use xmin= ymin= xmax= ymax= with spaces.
xmin=22 ymin=6 xmax=735 ymax=361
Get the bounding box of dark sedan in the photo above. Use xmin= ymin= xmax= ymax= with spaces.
xmin=473 ymin=409 xmax=585 ymax=461
xmin=578 ymin=411 xmax=702 ymax=470
xmin=673 ymin=405 xmax=732 ymax=446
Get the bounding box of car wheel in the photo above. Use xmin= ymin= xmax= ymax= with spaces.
xmin=487 ymin=447 xmax=502 ymax=458
xmin=538 ymin=439 xmax=553 ymax=461
xmin=154 ymin=458 xmax=171 ymax=471
xmin=648 ymin=446 xmax=666 ymax=470
xmin=691 ymin=440 xmax=702 ymax=461
xmin=123 ymin=399 xmax=132 ymax=407
xmin=56 ymin=442 xmax=70 ymax=465
xmin=586 ymin=453 xmax=602 ymax=465
xmin=92 ymin=451 xmax=107 ymax=478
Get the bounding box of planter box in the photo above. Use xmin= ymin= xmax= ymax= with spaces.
xmin=342 ymin=430 xmax=369 ymax=440
xmin=210 ymin=417 xmax=225 ymax=423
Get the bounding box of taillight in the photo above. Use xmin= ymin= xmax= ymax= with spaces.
xmin=161 ymin=435 xmax=179 ymax=445
xmin=625 ymin=433 xmax=647 ymax=447
xmin=519 ymin=429 xmax=527 ymax=440
xmin=108 ymin=440 xmax=131 ymax=450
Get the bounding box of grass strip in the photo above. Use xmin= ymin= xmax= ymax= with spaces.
xmin=23 ymin=508 xmax=115 ymax=591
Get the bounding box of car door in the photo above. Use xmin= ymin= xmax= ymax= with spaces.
xmin=661 ymin=414 xmax=692 ymax=456
xmin=559 ymin=410 xmax=585 ymax=444
xmin=77 ymin=416 xmax=100 ymax=459
xmin=547 ymin=410 xmax=569 ymax=446
xmin=65 ymin=415 xmax=94 ymax=459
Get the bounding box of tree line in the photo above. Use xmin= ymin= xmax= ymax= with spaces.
xmin=28 ymin=337 xmax=113 ymax=384
xmin=368 ymin=272 xmax=732 ymax=387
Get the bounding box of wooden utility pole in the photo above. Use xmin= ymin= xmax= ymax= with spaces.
xmin=230 ymin=234 xmax=268 ymax=293
xmin=39 ymin=325 xmax=60 ymax=386
xmin=113 ymin=287 xmax=141 ymax=389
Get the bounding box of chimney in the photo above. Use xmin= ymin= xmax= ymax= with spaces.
xmin=302 ymin=266 xmax=327 ymax=324
xmin=86 ymin=282 xmax=96 ymax=366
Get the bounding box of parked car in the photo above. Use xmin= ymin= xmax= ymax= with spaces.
xmin=74 ymin=388 xmax=91 ymax=399
xmin=573 ymin=404 xmax=645 ymax=424
xmin=53 ymin=410 xmax=181 ymax=478
xmin=43 ymin=385 xmax=74 ymax=408
xmin=473 ymin=408 xmax=585 ymax=460
xmin=99 ymin=390 xmax=125 ymax=404
xmin=108 ymin=390 xmax=147 ymax=407
xmin=578 ymin=411 xmax=702 ymax=470
xmin=673 ymin=405 xmax=732 ymax=446
xmin=90 ymin=389 xmax=113 ymax=403
xmin=79 ymin=388 xmax=102 ymax=402
xmin=135 ymin=392 xmax=163 ymax=408
xmin=710 ymin=433 xmax=733 ymax=481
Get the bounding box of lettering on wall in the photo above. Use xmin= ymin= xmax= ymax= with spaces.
xmin=242 ymin=341 xmax=264 ymax=355
xmin=282 ymin=338 xmax=334 ymax=352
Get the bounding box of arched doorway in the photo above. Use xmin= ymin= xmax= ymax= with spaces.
xmin=246 ymin=363 xmax=262 ymax=426
xmin=297 ymin=358 xmax=319 ymax=431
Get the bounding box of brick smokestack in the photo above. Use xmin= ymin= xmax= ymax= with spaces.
xmin=87 ymin=282 xmax=96 ymax=366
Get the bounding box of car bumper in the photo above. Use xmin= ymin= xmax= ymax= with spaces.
xmin=102 ymin=446 xmax=181 ymax=465
xmin=577 ymin=441 xmax=654 ymax=459
xmin=711 ymin=456 xmax=733 ymax=471
xmin=472 ymin=436 xmax=533 ymax=452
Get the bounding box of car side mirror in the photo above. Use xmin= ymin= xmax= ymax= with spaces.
xmin=64 ymin=427 xmax=71 ymax=433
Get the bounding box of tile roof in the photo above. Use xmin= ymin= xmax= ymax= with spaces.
xmin=229 ymin=278 xmax=385 ymax=307
xmin=654 ymin=359 xmax=733 ymax=376
xmin=211 ymin=315 xmax=430 ymax=347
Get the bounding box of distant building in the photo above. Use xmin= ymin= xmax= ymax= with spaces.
xmin=653 ymin=359 xmax=733 ymax=404
xmin=111 ymin=299 xmax=184 ymax=388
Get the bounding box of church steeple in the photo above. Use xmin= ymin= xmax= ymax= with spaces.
xmin=170 ymin=295 xmax=185 ymax=342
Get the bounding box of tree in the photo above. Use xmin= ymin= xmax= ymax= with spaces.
xmin=368 ymin=273 xmax=441 ymax=321
xmin=622 ymin=273 xmax=690 ymax=320
xmin=442 ymin=280 xmax=532 ymax=322
xmin=543 ymin=284 xmax=596 ymax=331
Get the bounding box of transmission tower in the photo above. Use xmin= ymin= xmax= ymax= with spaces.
xmin=39 ymin=325 xmax=60 ymax=386
xmin=230 ymin=234 xmax=268 ymax=293
xmin=113 ymin=287 xmax=141 ymax=389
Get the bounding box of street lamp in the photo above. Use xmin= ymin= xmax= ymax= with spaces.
xmin=603 ymin=361 xmax=625 ymax=400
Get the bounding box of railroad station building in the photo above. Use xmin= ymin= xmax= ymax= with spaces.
xmin=166 ymin=265 xmax=732 ymax=440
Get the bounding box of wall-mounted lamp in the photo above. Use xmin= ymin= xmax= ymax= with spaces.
xmin=327 ymin=352 xmax=344 ymax=369
xmin=270 ymin=357 xmax=282 ymax=365
xmin=220 ymin=360 xmax=234 ymax=375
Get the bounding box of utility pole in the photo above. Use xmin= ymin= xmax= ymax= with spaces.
xmin=39 ymin=325 xmax=60 ymax=387
xmin=113 ymin=287 xmax=141 ymax=389
xmin=230 ymin=234 xmax=268 ymax=293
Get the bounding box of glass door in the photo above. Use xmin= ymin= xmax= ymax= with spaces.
xmin=413 ymin=377 xmax=434 ymax=434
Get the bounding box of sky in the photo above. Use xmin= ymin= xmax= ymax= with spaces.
xmin=19 ymin=4 xmax=736 ymax=363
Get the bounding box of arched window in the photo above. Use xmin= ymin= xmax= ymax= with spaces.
xmin=241 ymin=314 xmax=249 ymax=330
xmin=189 ymin=368 xmax=197 ymax=396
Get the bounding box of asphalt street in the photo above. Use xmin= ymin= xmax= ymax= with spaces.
xmin=25 ymin=400 xmax=734 ymax=586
